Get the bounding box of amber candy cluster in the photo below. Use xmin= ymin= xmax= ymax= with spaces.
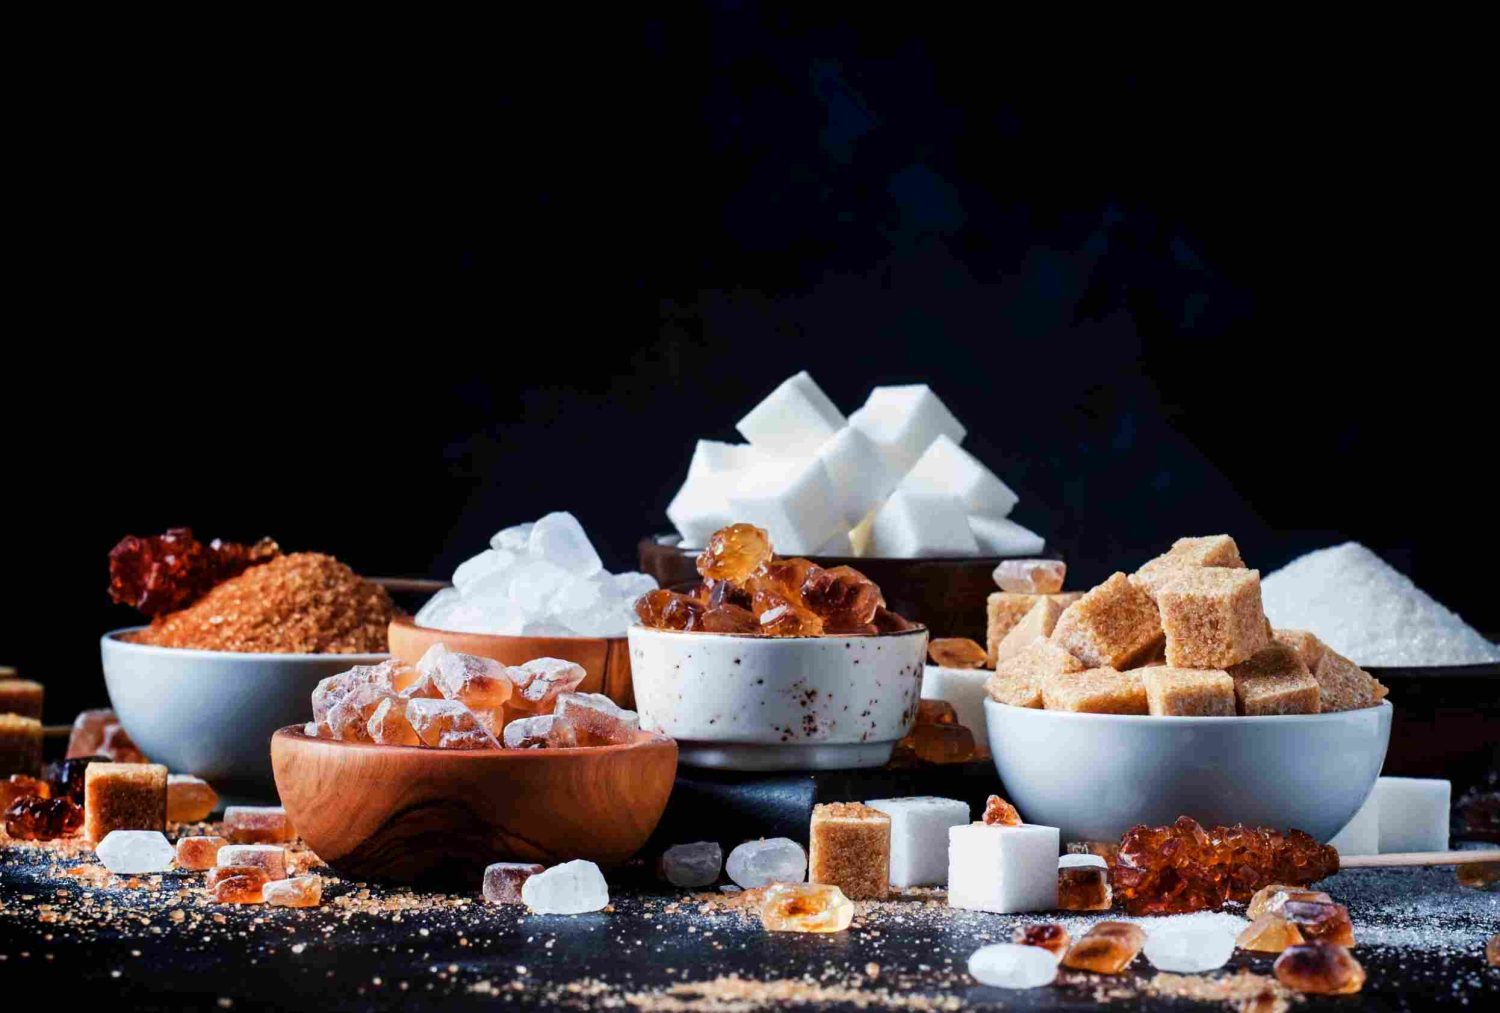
xmin=4 ymin=795 xmax=83 ymax=840
xmin=636 ymin=523 xmax=914 ymax=637
xmin=1113 ymin=816 xmax=1338 ymax=915
xmin=109 ymin=527 xmax=279 ymax=616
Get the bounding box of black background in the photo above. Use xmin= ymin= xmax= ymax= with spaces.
xmin=4 ymin=12 xmax=1494 ymax=725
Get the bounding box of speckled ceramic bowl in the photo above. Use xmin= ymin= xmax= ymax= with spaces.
xmin=627 ymin=624 xmax=928 ymax=770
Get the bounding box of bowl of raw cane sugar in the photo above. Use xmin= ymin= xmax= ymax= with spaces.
xmin=930 ymin=536 xmax=1403 ymax=843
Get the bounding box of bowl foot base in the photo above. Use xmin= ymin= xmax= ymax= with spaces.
xmin=677 ymin=741 xmax=895 ymax=771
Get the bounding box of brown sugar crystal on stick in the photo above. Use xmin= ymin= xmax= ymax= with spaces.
xmin=1140 ymin=667 xmax=1237 ymax=717
xmin=1227 ymin=644 xmax=1320 ymax=715
xmin=0 ymin=715 xmax=43 ymax=777
xmin=1131 ymin=535 xmax=1245 ymax=600
xmin=993 ymin=597 xmax=1069 ymax=664
xmin=0 ymin=679 xmax=43 ymax=720
xmin=1157 ymin=567 xmax=1270 ymax=669
xmin=808 ymin=802 xmax=891 ymax=899
xmin=1041 ymin=668 xmax=1148 ymax=714
xmin=1049 ymin=573 xmax=1163 ymax=669
xmin=83 ymin=762 xmax=166 ymax=841
xmin=986 ymin=639 xmax=1084 ymax=708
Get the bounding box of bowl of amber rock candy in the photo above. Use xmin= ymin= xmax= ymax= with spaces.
xmin=628 ymin=524 xmax=928 ymax=771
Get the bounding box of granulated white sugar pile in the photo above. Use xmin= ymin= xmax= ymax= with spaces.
xmin=1262 ymin=543 xmax=1500 ymax=667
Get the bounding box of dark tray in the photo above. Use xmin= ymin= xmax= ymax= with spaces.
xmin=1371 ymin=657 xmax=1500 ymax=797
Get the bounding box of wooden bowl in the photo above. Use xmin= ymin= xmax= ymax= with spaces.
xmin=639 ymin=533 xmax=1064 ymax=643
xmin=270 ymin=725 xmax=677 ymax=885
xmin=387 ymin=616 xmax=635 ymax=708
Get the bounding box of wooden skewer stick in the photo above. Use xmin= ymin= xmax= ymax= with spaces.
xmin=369 ymin=577 xmax=450 ymax=594
xmin=1339 ymin=849 xmax=1500 ymax=869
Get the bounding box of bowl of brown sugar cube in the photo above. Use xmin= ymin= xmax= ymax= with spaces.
xmin=976 ymin=537 xmax=1393 ymax=844
xmin=270 ymin=646 xmax=677 ymax=884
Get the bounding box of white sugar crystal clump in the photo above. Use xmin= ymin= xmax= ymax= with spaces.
xmin=417 ymin=512 xmax=657 ymax=638
xmin=96 ymin=831 xmax=175 ymax=874
xmin=1143 ymin=924 xmax=1236 ymax=972
xmin=660 ymin=842 xmax=723 ymax=888
xmin=725 ymin=838 xmax=807 ymax=888
xmin=520 ymin=859 xmax=610 ymax=914
xmin=1261 ymin=542 xmax=1500 ymax=666
xmin=967 ymin=943 xmax=1058 ymax=989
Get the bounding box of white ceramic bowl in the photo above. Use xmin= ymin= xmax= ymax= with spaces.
xmin=100 ymin=628 xmax=386 ymax=797
xmin=985 ymin=698 xmax=1392 ymax=843
xmin=628 ymin=624 xmax=929 ymax=770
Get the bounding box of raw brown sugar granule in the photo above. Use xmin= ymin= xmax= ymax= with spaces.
xmin=131 ymin=553 xmax=395 ymax=654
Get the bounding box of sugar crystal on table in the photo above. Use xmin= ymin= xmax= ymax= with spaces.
xmin=0 ymin=715 xmax=42 ymax=777
xmin=726 ymin=838 xmax=807 ymax=888
xmin=1141 ymin=666 xmax=1237 ymax=716
xmin=1057 ymin=854 xmax=1111 ymax=911
xmin=264 ymin=875 xmax=322 ymax=908
xmin=502 ymin=714 xmax=579 ymax=749
xmin=166 ymin=774 xmax=218 ymax=823
xmin=223 ymin=806 xmax=294 ymax=844
xmin=758 ymin=882 xmax=853 ymax=933
xmin=1051 ymin=572 xmax=1164 ymax=669
xmin=218 ymin=844 xmax=287 ymax=881
xmin=554 ymin=693 xmax=638 ymax=745
xmin=1273 ymin=942 xmax=1365 ymax=995
xmin=994 ymin=559 xmax=1066 ymax=595
xmin=993 ymin=596 xmax=1069 ymax=664
xmin=1061 ymin=921 xmax=1145 ymax=974
xmin=521 ymin=859 xmax=610 ymax=914
xmin=66 ymin=709 xmax=122 ymax=759
xmin=98 ymin=721 xmax=148 ymax=763
xmin=175 ymin=835 xmax=227 ymax=871
xmin=0 ymin=678 xmax=42 ymax=719
xmin=84 ymin=762 xmax=166 ymax=841
xmin=894 ymin=721 xmax=976 ymax=764
xmin=1131 ymin=534 xmax=1245 ymax=600
xmin=927 ymin=638 xmax=987 ymax=669
xmin=214 ymin=874 xmax=266 ymax=904
xmin=95 ymin=830 xmax=174 ymax=873
xmin=659 ymin=842 xmax=722 ymax=888
xmin=865 ymin=797 xmax=969 ymax=888
xmin=948 ymin=822 xmax=1059 ymax=914
xmin=407 ymin=698 xmax=500 ymax=749
xmin=735 ymin=371 xmax=846 ymax=457
xmin=1012 ymin=922 xmax=1071 ymax=957
xmin=483 ymin=862 xmax=545 ymax=903
xmin=367 ymin=697 xmax=420 ymax=746
xmin=1280 ymin=900 xmax=1354 ymax=945
xmin=1373 ymin=777 xmax=1450 ymax=852
xmin=966 ymin=943 xmax=1058 ymax=989
xmin=1041 ymin=667 xmax=1148 ymax=714
xmin=506 ymin=658 xmax=587 ymax=712
xmin=1143 ymin=924 xmax=1236 ymax=972
xmin=5 ymin=795 xmax=82 ymax=840
xmin=1237 ymin=914 xmax=1304 ymax=952
xmin=982 ymin=795 xmax=1021 ymax=827
xmin=808 ymin=802 xmax=890 ymax=900
xmin=1157 ymin=567 xmax=1270 ymax=668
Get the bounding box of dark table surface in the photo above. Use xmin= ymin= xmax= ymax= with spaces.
xmin=1 ymin=833 xmax=1495 ymax=1012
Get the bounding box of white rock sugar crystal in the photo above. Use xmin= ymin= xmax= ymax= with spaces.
xmin=96 ymin=831 xmax=175 ymax=874
xmin=416 ymin=511 xmax=657 ymax=638
xmin=1261 ymin=542 xmax=1500 ymax=666
xmin=1143 ymin=923 xmax=1236 ymax=972
xmin=725 ymin=838 xmax=807 ymax=888
xmin=520 ymin=859 xmax=610 ymax=914
xmin=967 ymin=943 xmax=1058 ymax=989
xmin=659 ymin=842 xmax=723 ymax=888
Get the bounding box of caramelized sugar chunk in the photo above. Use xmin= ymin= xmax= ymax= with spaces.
xmin=1 ymin=774 xmax=49 ymax=810
xmin=1058 ymin=862 xmax=1112 ymax=911
xmin=916 ymin=699 xmax=959 ymax=725
xmin=994 ymin=559 xmax=1066 ymax=595
xmin=1273 ymin=942 xmax=1365 ymax=994
xmin=752 ymin=590 xmax=825 ymax=637
xmin=213 ymin=874 xmax=266 ymax=904
xmin=697 ymin=524 xmax=773 ymax=583
xmin=634 ymin=589 xmax=706 ymax=631
xmin=759 ymin=882 xmax=854 ymax=933
xmin=1237 ymin=914 xmax=1305 ymax=953
xmin=800 ymin=565 xmax=883 ymax=632
xmin=982 ymin=795 xmax=1022 ymax=827
xmin=175 ymin=835 xmax=227 ymax=871
xmin=745 ymin=557 xmax=818 ymax=599
xmin=1279 ymin=900 xmax=1354 ymax=946
xmin=1246 ymin=883 xmax=1331 ymax=919
xmin=871 ymin=606 xmax=916 ymax=633
xmin=1013 ymin=922 xmax=1071 ymax=957
xmin=892 ymin=723 xmax=975 ymax=765
xmin=698 ymin=604 xmax=760 ymax=634
xmin=928 ymin=638 xmax=989 ymax=669
xmin=1062 ymin=921 xmax=1145 ymax=974
xmin=4 ymin=796 xmax=83 ymax=840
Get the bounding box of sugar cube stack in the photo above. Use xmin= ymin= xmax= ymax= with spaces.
xmin=663 ymin=373 xmax=1042 ymax=558
xmin=866 ymin=797 xmax=969 ymax=888
xmin=948 ymin=822 xmax=1060 ymax=914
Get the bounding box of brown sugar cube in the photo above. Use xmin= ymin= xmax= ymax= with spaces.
xmin=1042 ymin=668 xmax=1148 ymax=714
xmin=1131 ymin=534 xmax=1246 ymax=600
xmin=987 ymin=593 xmax=1040 ymax=660
xmin=808 ymin=802 xmax=891 ymax=900
xmin=1273 ymin=629 xmax=1327 ymax=674
xmin=986 ymin=640 xmax=1085 ymax=709
xmin=1050 ymin=573 xmax=1163 ymax=669
xmin=1228 ymin=643 xmax=1320 ymax=715
xmin=0 ymin=679 xmax=44 ymax=720
xmin=83 ymin=762 xmax=167 ymax=841
xmin=1140 ymin=667 xmax=1236 ymax=716
xmin=1157 ymin=567 xmax=1270 ymax=669
xmin=0 ymin=715 xmax=43 ymax=777
xmin=1311 ymin=648 xmax=1376 ymax=712
xmin=993 ymin=597 xmax=1069 ymax=664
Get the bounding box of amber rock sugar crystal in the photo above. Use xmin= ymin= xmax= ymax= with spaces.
xmin=1057 ymin=855 xmax=1112 ymax=911
xmin=1237 ymin=913 xmax=1305 ymax=953
xmin=993 ymin=559 xmax=1066 ymax=595
xmin=697 ymin=523 xmax=773 ymax=583
xmin=982 ymin=795 xmax=1022 ymax=827
xmin=223 ymin=806 xmax=294 ymax=844
xmin=264 ymin=875 xmax=322 ymax=908
xmin=759 ymin=883 xmax=854 ymax=933
xmin=175 ymin=835 xmax=227 ymax=871
xmin=1062 ymin=921 xmax=1146 ymax=974
xmin=5 ymin=795 xmax=83 ymax=840
xmin=928 ymin=637 xmax=989 ymax=669
xmin=1013 ymin=922 xmax=1071 ymax=957
xmin=166 ymin=774 xmax=218 ymax=823
xmin=1 ymin=773 xmax=48 ymax=809
xmin=1273 ymin=942 xmax=1365 ymax=995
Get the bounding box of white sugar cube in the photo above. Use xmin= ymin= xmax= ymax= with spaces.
xmin=736 ymin=371 xmax=846 ymax=456
xmin=95 ymin=831 xmax=175 ymax=874
xmin=666 ymin=440 xmax=759 ymax=547
xmin=866 ymin=492 xmax=978 ymax=557
xmin=865 ymin=797 xmax=970 ymax=888
xmin=968 ymin=515 xmax=1045 ymax=556
xmin=521 ymin=859 xmax=610 ymax=914
xmin=919 ymin=667 xmax=991 ymax=744
xmin=898 ymin=435 xmax=1018 ymax=519
xmin=1326 ymin=790 xmax=1379 ymax=855
xmin=817 ymin=426 xmax=897 ymax=524
xmin=947 ymin=822 xmax=1059 ymax=913
xmin=850 ymin=384 xmax=967 ymax=474
xmin=1373 ymin=777 xmax=1450 ymax=853
xmin=726 ymin=457 xmax=844 ymax=555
